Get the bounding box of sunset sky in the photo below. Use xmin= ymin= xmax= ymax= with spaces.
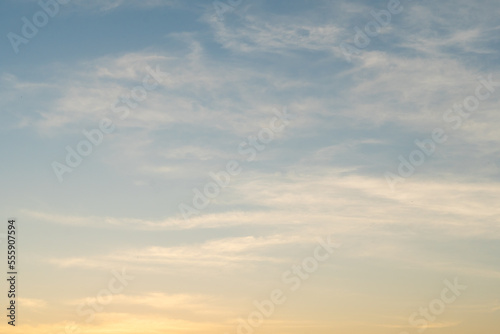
xmin=0 ymin=0 xmax=499 ymax=333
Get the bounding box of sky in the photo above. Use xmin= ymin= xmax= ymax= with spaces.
xmin=0 ymin=0 xmax=500 ymax=333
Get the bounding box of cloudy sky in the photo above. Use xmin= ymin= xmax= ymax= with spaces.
xmin=0 ymin=0 xmax=499 ymax=333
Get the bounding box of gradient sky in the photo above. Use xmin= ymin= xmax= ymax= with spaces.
xmin=1 ymin=0 xmax=500 ymax=333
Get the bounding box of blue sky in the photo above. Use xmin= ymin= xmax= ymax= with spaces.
xmin=1 ymin=0 xmax=500 ymax=333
